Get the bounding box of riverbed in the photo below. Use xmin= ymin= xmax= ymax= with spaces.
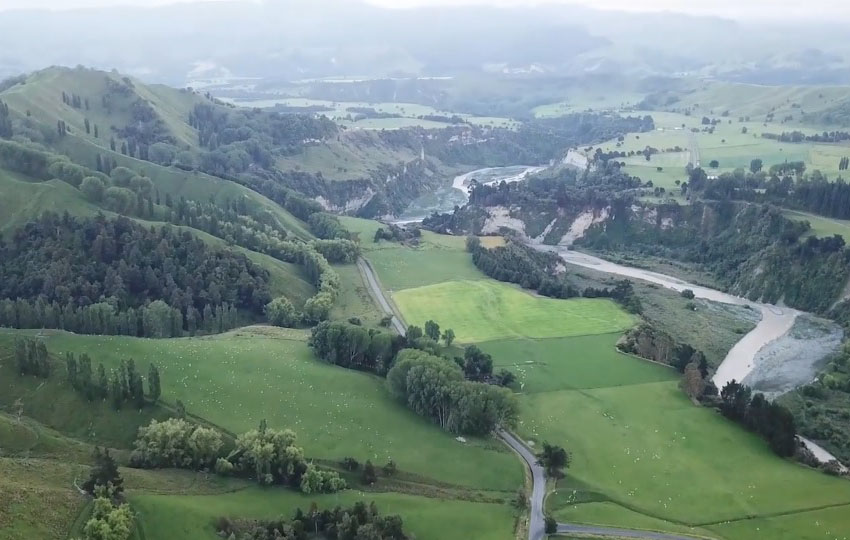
xmin=393 ymin=165 xmax=544 ymax=223
xmin=537 ymin=247 xmax=845 ymax=463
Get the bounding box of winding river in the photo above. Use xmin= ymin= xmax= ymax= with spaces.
xmin=400 ymin=166 xmax=845 ymax=466
xmin=537 ymin=247 xmax=844 ymax=466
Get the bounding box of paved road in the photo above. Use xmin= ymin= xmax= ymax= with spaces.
xmin=498 ymin=429 xmax=546 ymax=540
xmin=358 ymin=255 xmax=706 ymax=540
xmin=357 ymin=257 xmax=406 ymax=335
xmin=687 ymin=131 xmax=700 ymax=168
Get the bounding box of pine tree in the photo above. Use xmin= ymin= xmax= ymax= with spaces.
xmin=35 ymin=340 xmax=49 ymax=378
xmin=110 ymin=137 xmax=116 ymax=151
xmin=83 ymin=448 xmax=123 ymax=496
xmin=79 ymin=353 xmax=94 ymax=400
xmin=66 ymin=352 xmax=78 ymax=387
xmin=120 ymin=359 xmax=130 ymax=398
xmin=14 ymin=339 xmax=27 ymax=375
xmin=96 ymin=154 xmax=103 ymax=172
xmin=96 ymin=363 xmax=108 ymax=400
xmin=93 ymin=124 xmax=99 ymax=138
xmin=148 ymin=363 xmax=161 ymax=402
xmin=84 ymin=118 xmax=90 ymax=134
xmin=109 ymin=370 xmax=123 ymax=410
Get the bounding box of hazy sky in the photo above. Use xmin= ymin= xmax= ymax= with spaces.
xmin=0 ymin=0 xmax=846 ymax=20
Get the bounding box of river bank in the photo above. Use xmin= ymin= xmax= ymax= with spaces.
xmin=536 ymin=246 xmax=844 ymax=465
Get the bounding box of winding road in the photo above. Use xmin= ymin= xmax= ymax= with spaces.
xmin=357 ymin=255 xmax=705 ymax=540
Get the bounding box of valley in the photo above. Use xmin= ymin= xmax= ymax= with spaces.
xmin=3 ymin=5 xmax=850 ymax=538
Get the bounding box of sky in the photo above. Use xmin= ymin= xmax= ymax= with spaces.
xmin=0 ymin=0 xmax=847 ymax=20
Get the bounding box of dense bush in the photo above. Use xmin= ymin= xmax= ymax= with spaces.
xmin=0 ymin=213 xmax=270 ymax=336
xmin=130 ymin=418 xmax=223 ymax=469
xmin=386 ymin=349 xmax=518 ymax=435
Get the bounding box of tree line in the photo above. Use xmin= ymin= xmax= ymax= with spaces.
xmin=0 ymin=213 xmax=271 ymax=337
xmin=467 ymin=237 xmax=642 ymax=313
xmin=129 ymin=418 xmax=345 ymax=494
xmin=310 ymin=321 xmax=518 ymax=435
xmin=719 ymin=380 xmax=797 ymax=457
xmin=66 ymin=352 xmax=161 ymax=409
xmin=216 ymin=501 xmax=408 ymax=540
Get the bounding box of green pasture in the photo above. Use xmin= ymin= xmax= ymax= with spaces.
xmin=132 ymin=487 xmax=516 ymax=540
xmin=519 ymin=380 xmax=850 ymax=528
xmin=478 ymin=334 xmax=675 ymax=394
xmin=393 ymin=280 xmax=635 ymax=343
xmin=783 ymin=209 xmax=850 ymax=241
xmin=0 ymin=328 xmax=521 ymax=491
xmin=226 ymin=97 xmax=516 ymax=131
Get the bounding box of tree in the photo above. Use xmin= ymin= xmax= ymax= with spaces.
xmin=362 ymin=460 xmax=377 ymax=485
xmin=537 ymin=442 xmax=569 ymax=479
xmin=545 ymin=517 xmax=557 ymax=534
xmin=424 ymin=320 xmax=441 ymax=341
xmin=750 ymin=158 xmax=763 ymax=173
xmin=80 ymin=176 xmax=106 ymax=202
xmin=382 ymin=459 xmax=397 ymax=477
xmin=514 ymin=488 xmax=527 ymax=510
xmin=463 ymin=345 xmax=493 ymax=382
xmin=680 ymin=362 xmax=705 ymax=400
xmin=83 ymin=447 xmax=124 ymax=497
xmin=265 ymin=297 xmax=297 ymax=327
xmin=709 ymin=159 xmax=720 ymax=168
xmin=442 ymin=328 xmax=455 ymax=346
xmin=147 ymin=363 xmax=161 ymax=402
xmin=680 ymin=289 xmax=695 ymax=300
xmin=406 ymin=325 xmax=423 ymax=341
xmin=81 ymin=485 xmax=134 ymax=540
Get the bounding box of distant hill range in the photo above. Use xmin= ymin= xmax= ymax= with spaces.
xmin=2 ymin=1 xmax=850 ymax=86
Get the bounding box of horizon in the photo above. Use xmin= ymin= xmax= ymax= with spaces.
xmin=0 ymin=0 xmax=847 ymax=22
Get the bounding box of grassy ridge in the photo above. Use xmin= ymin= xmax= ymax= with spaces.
xmin=0 ymin=170 xmax=316 ymax=308
xmin=0 ymin=169 xmax=99 ymax=234
xmin=0 ymin=328 xmax=522 ymax=491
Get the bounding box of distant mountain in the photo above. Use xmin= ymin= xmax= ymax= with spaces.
xmin=2 ymin=0 xmax=850 ymax=85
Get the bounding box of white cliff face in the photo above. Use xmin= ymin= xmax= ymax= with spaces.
xmin=559 ymin=208 xmax=610 ymax=246
xmin=481 ymin=206 xmax=527 ymax=236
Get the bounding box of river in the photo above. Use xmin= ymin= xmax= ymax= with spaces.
xmin=534 ymin=247 xmax=844 ymax=465
xmin=392 ymin=165 xmax=545 ymax=223
xmin=397 ymin=166 xmax=843 ymax=464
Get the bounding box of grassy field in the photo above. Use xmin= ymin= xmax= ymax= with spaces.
xmin=584 ymin=107 xmax=850 ymax=188
xmin=132 ymin=487 xmax=516 ymax=540
xmin=393 ymin=280 xmax=635 ymax=343
xmin=478 ymin=334 xmax=675 ymax=394
xmin=225 ymin=97 xmax=518 ymax=131
xmin=0 ymin=171 xmax=99 ymax=234
xmin=0 ymin=328 xmax=521 ymax=492
xmin=706 ymin=504 xmax=850 ymax=540
xmin=783 ymin=209 xmax=850 ymax=241
xmin=329 ymin=263 xmax=386 ymax=327
xmin=521 ymin=380 xmax=850 ymax=528
xmin=341 ymin=216 xmax=491 ymax=290
xmin=552 ymin=502 xmax=713 ymax=538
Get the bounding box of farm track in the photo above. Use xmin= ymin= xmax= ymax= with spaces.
xmin=358 ymin=255 xmax=705 ymax=540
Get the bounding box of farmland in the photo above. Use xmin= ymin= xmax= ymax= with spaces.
xmin=394 ymin=280 xmax=635 ymax=343
xmin=351 ymin=217 xmax=850 ymax=540
xmin=131 ymin=487 xmax=516 ymax=540
xmin=224 ymin=97 xmax=518 ymax=130
xmin=0 ymin=327 xmax=521 ymax=492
